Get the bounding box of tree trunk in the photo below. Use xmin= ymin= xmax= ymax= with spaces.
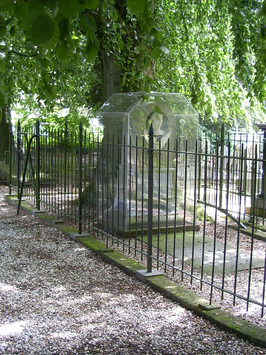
xmin=0 ymin=107 xmax=10 ymax=155
xmin=101 ymin=52 xmax=122 ymax=102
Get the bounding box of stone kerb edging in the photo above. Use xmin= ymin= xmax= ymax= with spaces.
xmin=4 ymin=194 xmax=266 ymax=348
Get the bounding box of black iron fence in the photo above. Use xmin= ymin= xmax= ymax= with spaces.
xmin=4 ymin=120 xmax=266 ymax=317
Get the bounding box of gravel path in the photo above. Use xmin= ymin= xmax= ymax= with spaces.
xmin=0 ymin=188 xmax=265 ymax=355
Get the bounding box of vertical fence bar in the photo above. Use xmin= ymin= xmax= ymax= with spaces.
xmin=181 ymin=140 xmax=188 ymax=281
xmin=116 ymin=134 xmax=120 ymax=244
xmin=57 ymin=128 xmax=60 ymax=218
xmin=210 ymin=142 xmax=220 ymax=305
xmin=141 ymin=136 xmax=145 ymax=259
xmin=78 ymin=122 xmax=83 ymax=234
xmin=219 ymin=124 xmax=224 ymax=208
xmin=59 ymin=127 xmax=63 ymax=216
xmin=122 ymin=135 xmax=126 ymax=248
xmin=147 ymin=124 xmax=154 ymax=273
xmin=172 ymin=138 xmax=178 ymax=277
xmin=247 ymin=145 xmax=258 ymax=311
xmin=9 ymin=122 xmax=12 ymax=194
xmin=48 ymin=127 xmax=51 ymax=212
xmin=198 ymin=138 xmax=202 ymax=201
xmin=83 ymin=130 xmax=87 ymax=226
xmin=128 ymin=135 xmax=132 ymax=252
xmin=243 ymin=147 xmax=248 ymax=221
xmin=262 ymin=248 xmax=266 ymax=317
xmin=164 ymin=139 xmax=170 ymax=273
xmin=134 ymin=136 xmax=138 ymax=254
xmin=106 ymin=134 xmax=109 ymax=248
xmin=44 ymin=128 xmax=48 ymax=209
xmin=17 ymin=120 xmax=21 ymax=198
xmin=112 ymin=134 xmax=115 ymax=242
xmin=191 ymin=140 xmax=198 ymax=283
xmin=64 ymin=121 xmax=68 ymax=194
xmin=233 ymin=144 xmax=244 ymax=306
xmin=36 ymin=120 xmax=40 ymax=210
xmin=222 ymin=142 xmax=231 ymax=299
xmin=96 ymin=133 xmax=100 ymax=239
xmin=157 ymin=140 xmax=162 ymax=269
xmin=201 ymin=140 xmax=208 ymax=289
xmin=74 ymin=130 xmax=78 ymax=224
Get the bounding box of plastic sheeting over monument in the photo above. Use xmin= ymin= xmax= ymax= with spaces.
xmin=96 ymin=92 xmax=199 ymax=234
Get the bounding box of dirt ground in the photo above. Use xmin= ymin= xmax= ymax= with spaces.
xmin=0 ymin=186 xmax=265 ymax=354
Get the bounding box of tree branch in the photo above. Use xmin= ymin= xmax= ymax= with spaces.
xmin=8 ymin=49 xmax=39 ymax=58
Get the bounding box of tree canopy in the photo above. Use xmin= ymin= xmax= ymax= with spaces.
xmin=155 ymin=0 xmax=266 ymax=129
xmin=0 ymin=0 xmax=266 ymax=131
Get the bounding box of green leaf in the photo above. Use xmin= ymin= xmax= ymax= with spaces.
xmin=42 ymin=21 xmax=60 ymax=50
xmin=134 ymin=46 xmax=141 ymax=55
xmin=150 ymin=27 xmax=163 ymax=39
xmin=58 ymin=17 xmax=69 ymax=40
xmin=57 ymin=0 xmax=79 ymax=18
xmin=0 ymin=89 xmax=5 ymax=109
xmin=0 ymin=24 xmax=5 ymax=36
xmin=31 ymin=14 xmax=55 ymax=45
xmin=39 ymin=57 xmax=50 ymax=69
xmin=154 ymin=105 xmax=162 ymax=114
xmin=84 ymin=40 xmax=98 ymax=62
xmin=44 ymin=84 xmax=56 ymax=99
xmin=143 ymin=16 xmax=154 ymax=31
xmin=143 ymin=55 xmax=151 ymax=68
xmin=118 ymin=40 xmax=124 ymax=51
xmin=127 ymin=0 xmax=146 ymax=16
xmin=261 ymin=24 xmax=266 ymax=39
xmin=13 ymin=2 xmax=29 ymax=21
xmin=151 ymin=47 xmax=162 ymax=60
xmin=28 ymin=0 xmax=44 ymax=19
xmin=0 ymin=59 xmax=5 ymax=73
xmin=84 ymin=0 xmax=99 ymax=10
xmin=0 ymin=0 xmax=13 ymax=12
xmin=21 ymin=0 xmax=44 ymax=30
xmin=80 ymin=14 xmax=97 ymax=33
xmin=3 ymin=17 xmax=11 ymax=25
xmin=57 ymin=42 xmax=69 ymax=61
xmin=9 ymin=24 xmax=16 ymax=36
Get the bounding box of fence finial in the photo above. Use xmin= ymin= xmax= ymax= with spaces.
xmin=148 ymin=123 xmax=154 ymax=137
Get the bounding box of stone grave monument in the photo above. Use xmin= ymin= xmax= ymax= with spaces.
xmin=96 ymin=92 xmax=199 ymax=234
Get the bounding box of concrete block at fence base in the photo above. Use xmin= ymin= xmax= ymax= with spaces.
xmin=4 ymin=194 xmax=15 ymax=202
xmin=198 ymin=302 xmax=221 ymax=311
xmin=53 ymin=220 xmax=64 ymax=224
xmin=135 ymin=269 xmax=164 ymax=283
xmin=32 ymin=210 xmax=46 ymax=215
xmin=70 ymin=233 xmax=90 ymax=241
xmin=9 ymin=198 xmax=21 ymax=205
xmin=99 ymin=248 xmax=115 ymax=253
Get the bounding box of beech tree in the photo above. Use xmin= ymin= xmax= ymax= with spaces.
xmin=0 ymin=0 xmax=160 ymax=151
xmin=155 ymin=0 xmax=266 ymax=129
xmin=0 ymin=0 xmax=266 ymax=153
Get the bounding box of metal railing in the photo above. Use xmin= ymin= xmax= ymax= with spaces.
xmin=5 ymin=120 xmax=266 ymax=317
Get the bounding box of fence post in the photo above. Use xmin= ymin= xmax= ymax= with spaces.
xmin=78 ymin=121 xmax=83 ymax=234
xmin=17 ymin=120 xmax=21 ymax=199
xmin=64 ymin=121 xmax=68 ymax=194
xmin=219 ymin=123 xmax=224 ymax=208
xmin=250 ymin=147 xmax=258 ymax=224
xmin=198 ymin=137 xmax=202 ymax=201
xmin=36 ymin=120 xmax=40 ymax=210
xmin=147 ymin=123 xmax=154 ymax=273
xmin=9 ymin=122 xmax=12 ymax=194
